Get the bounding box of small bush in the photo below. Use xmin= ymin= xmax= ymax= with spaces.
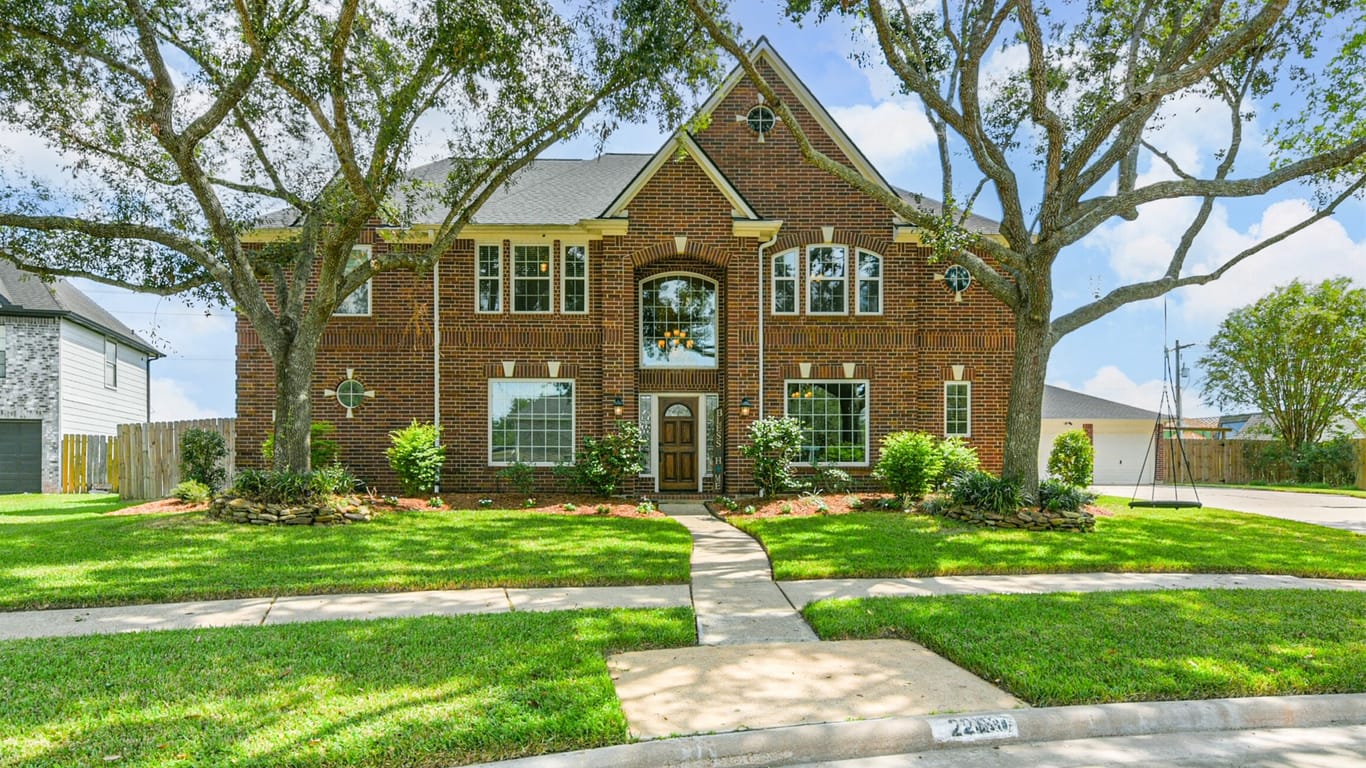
xmin=562 ymin=421 xmax=645 ymax=496
xmin=1048 ymin=430 xmax=1094 ymax=487
xmin=740 ymin=417 xmax=804 ymax=496
xmin=845 ymin=495 xmax=864 ymax=510
xmin=1037 ymin=478 xmax=1096 ymax=513
xmin=180 ymin=428 xmax=227 ymax=490
xmin=310 ymin=463 xmax=358 ymax=496
xmin=563 ymin=502 xmax=577 ymax=512
xmin=171 ymin=479 xmax=211 ymax=504
xmin=1292 ymin=436 xmax=1357 ymax=486
xmin=498 ymin=461 xmax=536 ymax=495
xmin=637 ymin=500 xmax=656 ymax=515
xmin=933 ymin=437 xmax=980 ymax=489
xmin=874 ymin=431 xmax=943 ymax=501
xmin=231 ymin=468 xmax=315 ymax=505
xmin=477 ymin=497 xmax=493 ymax=508
xmin=386 ymin=421 xmax=446 ymax=496
xmin=261 ymin=422 xmax=339 ymax=469
xmin=596 ymin=504 xmax=611 ymax=515
xmin=809 ymin=462 xmax=852 ymax=494
xmin=949 ymin=470 xmax=1024 ymax=515
xmin=714 ymin=496 xmax=739 ymax=511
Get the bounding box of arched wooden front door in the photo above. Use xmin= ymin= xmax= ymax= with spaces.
xmin=658 ymin=398 xmax=698 ymax=491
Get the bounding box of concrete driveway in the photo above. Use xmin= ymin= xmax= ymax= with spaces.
xmin=1093 ymin=484 xmax=1366 ymax=534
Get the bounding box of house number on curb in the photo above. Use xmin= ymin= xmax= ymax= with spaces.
xmin=323 ymin=369 xmax=376 ymax=419
xmin=927 ymin=714 xmax=1019 ymax=743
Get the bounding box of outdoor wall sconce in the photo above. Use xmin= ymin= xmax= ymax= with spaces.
xmin=740 ymin=397 xmax=753 ymax=417
xmin=613 ymin=397 xmax=625 ymax=416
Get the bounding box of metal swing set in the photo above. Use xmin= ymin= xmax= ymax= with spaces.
xmin=1128 ymin=336 xmax=1204 ymax=509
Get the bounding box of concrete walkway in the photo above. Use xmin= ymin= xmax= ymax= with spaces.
xmin=659 ymin=502 xmax=816 ymax=644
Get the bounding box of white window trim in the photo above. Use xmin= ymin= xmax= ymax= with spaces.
xmin=806 ymin=245 xmax=849 ymax=316
xmin=856 ymin=249 xmax=884 ymax=316
xmin=784 ymin=379 xmax=870 ymax=467
xmin=103 ymin=338 xmax=118 ymax=389
xmin=771 ymin=250 xmax=799 ymax=316
xmin=945 ymin=381 xmax=972 ymax=438
xmin=561 ymin=242 xmax=589 ymax=315
xmin=487 ymin=378 xmax=576 ymax=467
xmin=334 ymin=244 xmax=373 ymax=317
xmin=511 ymin=244 xmax=554 ymax=314
xmin=475 ymin=243 xmax=502 ymax=314
xmin=0 ymin=325 xmax=7 ymax=379
xmin=638 ymin=271 xmax=719 ymax=370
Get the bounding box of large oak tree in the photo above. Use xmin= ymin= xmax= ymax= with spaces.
xmin=0 ymin=0 xmax=723 ymax=472
xmin=689 ymin=0 xmax=1366 ymax=491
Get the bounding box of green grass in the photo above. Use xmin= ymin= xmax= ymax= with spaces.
xmin=0 ymin=608 xmax=694 ymax=768
xmin=731 ymin=497 xmax=1365 ymax=580
xmin=804 ymin=589 xmax=1366 ymax=706
xmin=0 ymin=494 xmax=691 ymax=611
xmin=1202 ymin=483 xmax=1366 ymax=499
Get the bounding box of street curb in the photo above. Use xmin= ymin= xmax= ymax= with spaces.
xmin=466 ymin=693 xmax=1366 ymax=768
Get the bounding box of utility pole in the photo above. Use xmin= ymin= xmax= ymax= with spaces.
xmin=1170 ymin=340 xmax=1197 ymax=432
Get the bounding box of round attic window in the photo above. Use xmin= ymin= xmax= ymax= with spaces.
xmin=944 ymin=265 xmax=972 ymax=294
xmin=336 ymin=378 xmax=366 ymax=410
xmin=746 ymin=105 xmax=775 ymax=135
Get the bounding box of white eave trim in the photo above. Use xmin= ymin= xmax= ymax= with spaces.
xmin=601 ymin=133 xmax=759 ymax=221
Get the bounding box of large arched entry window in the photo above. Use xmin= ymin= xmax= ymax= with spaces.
xmin=639 ymin=273 xmax=718 ymax=368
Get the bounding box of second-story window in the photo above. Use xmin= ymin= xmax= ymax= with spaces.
xmin=562 ymin=244 xmax=588 ymax=314
xmin=807 ymin=245 xmax=847 ymax=314
xmin=334 ymin=245 xmax=372 ymax=316
xmin=857 ymin=250 xmax=882 ymax=314
xmin=772 ymin=251 xmax=798 ymax=314
xmin=476 ymin=244 xmax=501 ymax=313
xmin=103 ymin=338 xmax=117 ymax=388
xmin=512 ymin=244 xmax=552 ymax=313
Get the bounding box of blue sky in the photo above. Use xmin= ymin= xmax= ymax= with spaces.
xmin=18 ymin=2 xmax=1366 ymax=421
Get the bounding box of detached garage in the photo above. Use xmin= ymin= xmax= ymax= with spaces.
xmin=0 ymin=420 xmax=42 ymax=493
xmin=1039 ymin=386 xmax=1160 ymax=486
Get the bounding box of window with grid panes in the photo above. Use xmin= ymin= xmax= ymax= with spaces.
xmin=477 ymin=244 xmax=501 ymax=312
xmin=562 ymin=245 xmax=587 ymax=313
xmin=945 ymin=382 xmax=971 ymax=437
xmin=512 ymin=245 xmax=552 ymax=312
xmin=489 ymin=380 xmax=574 ymax=465
xmin=807 ymin=246 xmax=847 ymax=314
xmin=785 ymin=380 xmax=868 ymax=464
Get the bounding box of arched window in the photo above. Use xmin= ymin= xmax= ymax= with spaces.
xmin=640 ymin=273 xmax=718 ymax=368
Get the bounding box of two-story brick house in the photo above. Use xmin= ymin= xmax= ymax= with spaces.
xmin=236 ymin=40 xmax=1015 ymax=495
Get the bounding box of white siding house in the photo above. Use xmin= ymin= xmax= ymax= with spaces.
xmin=0 ymin=261 xmax=159 ymax=493
xmin=1039 ymin=386 xmax=1160 ymax=486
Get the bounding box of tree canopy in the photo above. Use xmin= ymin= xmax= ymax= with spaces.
xmin=0 ymin=0 xmax=724 ymax=472
xmin=1200 ymin=278 xmax=1366 ymax=451
xmin=687 ymin=0 xmax=1366 ymax=490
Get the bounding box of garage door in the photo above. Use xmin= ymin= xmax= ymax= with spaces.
xmin=1092 ymin=431 xmax=1154 ymax=485
xmin=0 ymin=420 xmax=43 ymax=494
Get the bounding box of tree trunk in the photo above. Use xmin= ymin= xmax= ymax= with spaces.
xmin=1001 ymin=314 xmax=1053 ymax=495
xmin=269 ymin=333 xmax=321 ymax=474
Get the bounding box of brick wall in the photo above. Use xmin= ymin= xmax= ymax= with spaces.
xmin=0 ymin=317 xmax=62 ymax=492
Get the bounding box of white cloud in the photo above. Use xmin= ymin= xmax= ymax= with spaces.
xmin=828 ymin=101 xmax=936 ymax=166
xmin=1056 ymin=365 xmax=1218 ymax=417
xmin=150 ymin=378 xmax=219 ymax=421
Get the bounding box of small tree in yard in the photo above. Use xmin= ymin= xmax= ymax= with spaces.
xmin=874 ymin=431 xmax=943 ymax=501
xmin=741 ymin=417 xmax=804 ymax=496
xmin=0 ymin=0 xmax=723 ymax=474
xmin=562 ymin=421 xmax=645 ymax=496
xmin=1048 ymin=430 xmax=1094 ymax=488
xmin=1201 ymin=278 xmax=1366 ymax=453
xmin=387 ymin=421 xmax=445 ymax=497
xmin=687 ymin=0 xmax=1366 ymax=495
xmin=179 ymin=428 xmax=227 ymax=491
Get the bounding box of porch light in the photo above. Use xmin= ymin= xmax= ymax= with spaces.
xmin=740 ymin=397 xmax=752 ymax=417
xmin=613 ymin=397 xmax=624 ymax=417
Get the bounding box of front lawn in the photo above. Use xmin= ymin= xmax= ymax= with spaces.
xmin=731 ymin=497 xmax=1364 ymax=580
xmin=0 ymin=608 xmax=694 ymax=768
xmin=0 ymin=495 xmax=691 ymax=610
xmin=805 ymin=589 xmax=1366 ymax=706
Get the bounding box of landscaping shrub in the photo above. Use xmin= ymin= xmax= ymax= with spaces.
xmin=1292 ymin=435 xmax=1357 ymax=486
xmin=740 ymin=417 xmax=804 ymax=496
xmin=310 ymin=463 xmax=359 ymax=497
xmin=498 ymin=461 xmax=536 ymax=495
xmin=949 ymin=470 xmax=1024 ymax=515
xmin=179 ymin=428 xmax=227 ymax=490
xmin=874 ymin=431 xmax=943 ymax=501
xmin=933 ymin=437 xmax=980 ymax=489
xmin=261 ymin=421 xmax=340 ymax=469
xmin=1037 ymin=478 xmax=1096 ymax=513
xmin=809 ymin=462 xmax=852 ymax=494
xmin=560 ymin=421 xmax=644 ymax=496
xmin=1243 ymin=440 xmax=1294 ymax=483
xmin=231 ymin=468 xmax=315 ymax=504
xmin=1047 ymin=430 xmax=1094 ymax=487
xmin=386 ymin=421 xmax=446 ymax=496
xmin=171 ymin=479 xmax=212 ymax=504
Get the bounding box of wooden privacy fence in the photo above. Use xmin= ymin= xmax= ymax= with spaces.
xmin=60 ymin=434 xmax=118 ymax=493
xmin=1159 ymin=438 xmax=1366 ymax=489
xmin=116 ymin=418 xmax=236 ymax=500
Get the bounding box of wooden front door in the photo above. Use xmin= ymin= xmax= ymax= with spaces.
xmin=658 ymin=398 xmax=698 ymax=491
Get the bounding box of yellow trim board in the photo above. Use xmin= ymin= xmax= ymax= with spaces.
xmin=733 ymin=219 xmax=783 ymax=239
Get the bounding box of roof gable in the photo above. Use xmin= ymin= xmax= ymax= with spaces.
xmin=0 ymin=260 xmax=161 ymax=356
xmin=601 ymin=133 xmax=758 ymax=220
xmin=1042 ymin=385 xmax=1160 ymax=421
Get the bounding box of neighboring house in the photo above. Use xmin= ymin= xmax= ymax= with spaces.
xmin=1040 ymin=386 xmax=1160 ymax=485
xmin=237 ymin=39 xmax=1016 ymax=494
xmin=1221 ymin=412 xmax=1365 ymax=441
xmin=0 ymin=261 xmax=161 ymax=493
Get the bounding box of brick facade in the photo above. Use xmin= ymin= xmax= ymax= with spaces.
xmin=235 ymin=45 xmax=1017 ymax=495
xmin=0 ymin=317 xmax=62 ymax=492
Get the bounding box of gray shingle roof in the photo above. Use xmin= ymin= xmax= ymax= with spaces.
xmin=892 ymin=187 xmax=1001 ymax=234
xmin=0 ymin=260 xmax=161 ymax=356
xmin=1042 ymin=385 xmax=1159 ymax=421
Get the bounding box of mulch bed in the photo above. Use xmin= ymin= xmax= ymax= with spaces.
xmin=708 ymin=493 xmax=1114 ymax=520
xmin=106 ymin=499 xmax=210 ymax=516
